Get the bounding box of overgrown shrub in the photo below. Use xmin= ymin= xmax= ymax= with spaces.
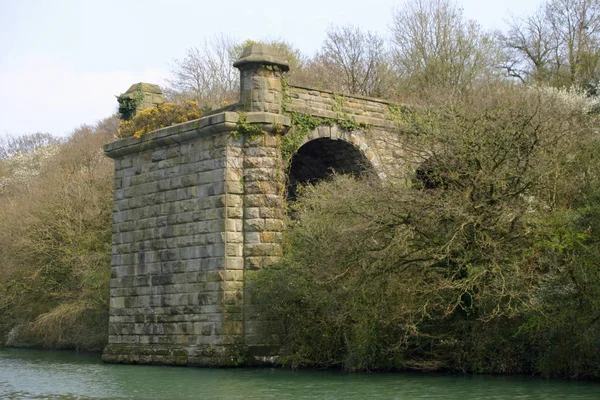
xmin=250 ymin=83 xmax=600 ymax=376
xmin=118 ymin=101 xmax=204 ymax=138
xmin=0 ymin=117 xmax=117 ymax=351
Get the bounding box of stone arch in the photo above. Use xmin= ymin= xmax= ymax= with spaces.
xmin=286 ymin=124 xmax=382 ymax=200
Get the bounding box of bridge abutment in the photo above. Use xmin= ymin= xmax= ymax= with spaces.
xmin=103 ymin=45 xmax=290 ymax=366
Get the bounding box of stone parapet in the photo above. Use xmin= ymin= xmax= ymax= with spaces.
xmin=287 ymin=85 xmax=401 ymax=125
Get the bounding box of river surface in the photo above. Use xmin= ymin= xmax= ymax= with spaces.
xmin=1 ymin=348 xmax=600 ymax=399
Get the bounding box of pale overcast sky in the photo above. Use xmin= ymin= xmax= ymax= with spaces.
xmin=0 ymin=0 xmax=541 ymax=137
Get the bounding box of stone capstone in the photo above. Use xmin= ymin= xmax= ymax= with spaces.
xmin=233 ymin=44 xmax=290 ymax=71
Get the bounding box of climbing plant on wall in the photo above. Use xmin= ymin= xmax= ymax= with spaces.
xmin=116 ymin=85 xmax=144 ymax=121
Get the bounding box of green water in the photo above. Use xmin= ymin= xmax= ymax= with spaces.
xmin=1 ymin=348 xmax=599 ymax=399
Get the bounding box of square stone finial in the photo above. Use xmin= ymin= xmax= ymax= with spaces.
xmin=233 ymin=44 xmax=290 ymax=72
xmin=117 ymin=82 xmax=166 ymax=120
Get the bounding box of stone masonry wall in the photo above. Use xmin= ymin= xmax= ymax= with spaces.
xmin=103 ymin=113 xmax=248 ymax=365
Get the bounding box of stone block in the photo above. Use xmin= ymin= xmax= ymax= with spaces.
xmin=244 ymin=194 xmax=283 ymax=208
xmin=226 ymin=257 xmax=244 ymax=270
xmin=226 ymin=243 xmax=242 ymax=257
xmin=244 ymin=243 xmax=282 ymax=257
xmin=152 ymin=149 xmax=167 ymax=162
xmin=226 ymin=206 xmax=243 ymax=218
xmin=226 ymin=180 xmax=244 ymax=194
xmin=225 ymin=219 xmax=242 ymax=233
xmin=244 ymin=218 xmax=265 ymax=231
xmin=244 ymin=232 xmax=261 ymax=244
xmin=244 ymin=181 xmax=281 ymax=195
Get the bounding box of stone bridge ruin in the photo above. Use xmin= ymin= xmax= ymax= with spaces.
xmin=102 ymin=44 xmax=411 ymax=366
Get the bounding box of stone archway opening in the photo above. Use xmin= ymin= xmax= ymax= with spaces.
xmin=287 ymin=137 xmax=373 ymax=201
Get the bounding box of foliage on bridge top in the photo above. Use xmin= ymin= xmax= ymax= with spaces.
xmin=118 ymin=101 xmax=206 ymax=138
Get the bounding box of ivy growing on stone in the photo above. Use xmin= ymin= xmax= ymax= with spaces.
xmin=281 ymin=111 xmax=369 ymax=166
xmin=232 ymin=113 xmax=267 ymax=140
xmin=116 ymin=85 xmax=144 ymax=121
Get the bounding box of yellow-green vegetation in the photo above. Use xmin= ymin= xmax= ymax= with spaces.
xmin=118 ymin=101 xmax=204 ymax=138
xmin=250 ymin=83 xmax=600 ymax=377
xmin=0 ymin=118 xmax=116 ymax=351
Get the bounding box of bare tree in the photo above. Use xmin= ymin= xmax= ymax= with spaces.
xmin=501 ymin=0 xmax=600 ymax=88
xmin=314 ymin=25 xmax=394 ymax=97
xmin=165 ymin=34 xmax=240 ymax=109
xmin=547 ymin=0 xmax=600 ymax=86
xmin=0 ymin=132 xmax=59 ymax=160
xmin=167 ymin=36 xmax=309 ymax=108
xmin=498 ymin=7 xmax=558 ymax=83
xmin=391 ymin=0 xmax=499 ymax=99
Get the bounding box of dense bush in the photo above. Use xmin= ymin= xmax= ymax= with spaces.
xmin=0 ymin=117 xmax=117 ymax=351
xmin=118 ymin=101 xmax=204 ymax=138
xmin=250 ymin=83 xmax=600 ymax=377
